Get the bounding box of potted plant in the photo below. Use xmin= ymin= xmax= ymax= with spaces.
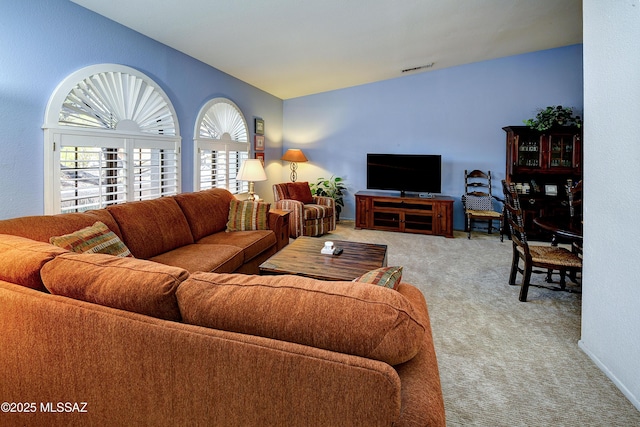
xmin=523 ymin=105 xmax=582 ymax=131
xmin=310 ymin=176 xmax=347 ymax=221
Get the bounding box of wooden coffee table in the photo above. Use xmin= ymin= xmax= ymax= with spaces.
xmin=259 ymin=236 xmax=388 ymax=281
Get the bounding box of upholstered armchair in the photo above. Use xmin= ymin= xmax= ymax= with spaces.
xmin=272 ymin=182 xmax=336 ymax=238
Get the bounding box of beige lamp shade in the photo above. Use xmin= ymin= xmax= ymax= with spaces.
xmin=237 ymin=159 xmax=267 ymax=201
xmin=281 ymin=149 xmax=308 ymax=182
xmin=237 ymin=159 xmax=267 ymax=182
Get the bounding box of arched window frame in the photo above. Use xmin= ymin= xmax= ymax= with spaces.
xmin=43 ymin=64 xmax=181 ymax=214
xmin=193 ymin=97 xmax=249 ymax=194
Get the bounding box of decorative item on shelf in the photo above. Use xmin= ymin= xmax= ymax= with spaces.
xmin=237 ymin=159 xmax=267 ymax=201
xmin=310 ymin=175 xmax=346 ymax=222
xmin=254 ymin=118 xmax=264 ymax=135
xmin=255 ymin=152 xmax=265 ymax=165
xmin=281 ymin=149 xmax=308 ymax=182
xmin=254 ymin=135 xmax=265 ymax=151
xmin=523 ymin=105 xmax=582 ymax=132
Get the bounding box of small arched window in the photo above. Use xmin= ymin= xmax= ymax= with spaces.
xmin=194 ymin=98 xmax=249 ymax=194
xmin=43 ymin=64 xmax=181 ymax=214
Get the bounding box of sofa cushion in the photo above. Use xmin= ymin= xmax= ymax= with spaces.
xmin=354 ymin=266 xmax=403 ymax=290
xmin=41 ymin=252 xmax=187 ymax=321
xmin=173 ymin=188 xmax=235 ymax=241
xmin=197 ymin=230 xmax=276 ymax=263
xmin=107 ymin=197 xmax=194 ymax=259
xmin=226 ymin=200 xmax=270 ymax=232
xmin=49 ymin=221 xmax=132 ymax=257
xmin=0 ymin=234 xmax=67 ymax=291
xmin=149 ymin=244 xmax=244 ymax=273
xmin=286 ymin=182 xmax=314 ymax=204
xmin=176 ymin=272 xmax=426 ymax=365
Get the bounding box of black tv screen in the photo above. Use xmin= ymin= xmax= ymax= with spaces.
xmin=367 ymin=154 xmax=442 ymax=196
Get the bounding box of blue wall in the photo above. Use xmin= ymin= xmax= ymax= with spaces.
xmin=283 ymin=45 xmax=583 ymax=229
xmin=0 ymin=0 xmax=583 ymax=231
xmin=0 ymin=0 xmax=283 ymax=219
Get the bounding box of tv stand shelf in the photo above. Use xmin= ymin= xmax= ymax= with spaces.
xmin=355 ymin=191 xmax=454 ymax=237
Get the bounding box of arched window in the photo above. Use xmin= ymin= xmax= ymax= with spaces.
xmin=43 ymin=64 xmax=181 ymax=214
xmin=194 ymin=98 xmax=249 ymax=194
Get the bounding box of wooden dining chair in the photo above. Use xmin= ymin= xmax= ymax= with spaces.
xmin=461 ymin=170 xmax=504 ymax=240
xmin=502 ymin=180 xmax=582 ymax=302
xmin=567 ymin=179 xmax=583 ymax=219
xmin=566 ymin=179 xmax=583 ymax=272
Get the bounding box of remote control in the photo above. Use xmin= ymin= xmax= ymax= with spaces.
xmin=333 ymin=247 xmax=343 ymax=255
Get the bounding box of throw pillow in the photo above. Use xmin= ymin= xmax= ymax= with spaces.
xmin=176 ymin=272 xmax=425 ymax=365
xmin=286 ymin=182 xmax=314 ymax=204
xmin=226 ymin=200 xmax=270 ymax=232
xmin=41 ymin=252 xmax=188 ymax=321
xmin=49 ymin=221 xmax=132 ymax=257
xmin=353 ymin=266 xmax=403 ymax=290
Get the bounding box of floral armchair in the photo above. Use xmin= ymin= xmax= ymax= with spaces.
xmin=272 ymin=182 xmax=335 ymax=238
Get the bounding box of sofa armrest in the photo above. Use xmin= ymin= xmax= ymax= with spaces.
xmin=313 ymin=196 xmax=336 ymax=231
xmin=273 ymin=199 xmax=305 ymax=238
xmin=313 ymin=195 xmax=335 ymax=208
xmin=394 ymin=283 xmax=446 ymax=426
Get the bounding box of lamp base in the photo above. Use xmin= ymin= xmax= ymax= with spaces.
xmin=289 ymin=162 xmax=298 ymax=182
xmin=247 ymin=181 xmax=256 ymax=201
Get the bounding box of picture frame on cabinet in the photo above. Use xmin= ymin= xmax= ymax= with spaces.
xmin=255 ymin=118 xmax=264 ymax=135
xmin=255 ymin=152 xmax=265 ymax=165
xmin=254 ymin=135 xmax=265 ymax=151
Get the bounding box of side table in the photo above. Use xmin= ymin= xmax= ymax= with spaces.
xmin=270 ymin=209 xmax=290 ymax=250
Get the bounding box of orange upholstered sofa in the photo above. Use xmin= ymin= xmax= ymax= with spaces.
xmin=0 ymin=190 xmax=445 ymax=426
xmin=0 ymin=188 xmax=288 ymax=275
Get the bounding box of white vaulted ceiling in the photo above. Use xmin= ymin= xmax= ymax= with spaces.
xmin=71 ymin=0 xmax=582 ymax=100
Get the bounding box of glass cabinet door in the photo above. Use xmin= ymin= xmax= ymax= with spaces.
xmin=548 ymin=135 xmax=575 ymax=169
xmin=516 ymin=136 xmax=541 ymax=168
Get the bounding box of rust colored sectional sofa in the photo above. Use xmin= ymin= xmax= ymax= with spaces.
xmin=0 ymin=189 xmax=445 ymax=426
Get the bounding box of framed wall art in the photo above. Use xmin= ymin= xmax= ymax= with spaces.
xmin=255 ymin=118 xmax=264 ymax=135
xmin=254 ymin=135 xmax=265 ymax=151
xmin=255 ymin=152 xmax=265 ymax=165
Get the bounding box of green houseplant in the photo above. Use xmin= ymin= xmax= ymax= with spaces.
xmin=523 ymin=105 xmax=582 ymax=131
xmin=310 ymin=176 xmax=347 ymax=221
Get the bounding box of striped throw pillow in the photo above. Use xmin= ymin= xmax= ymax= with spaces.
xmin=226 ymin=200 xmax=270 ymax=231
xmin=50 ymin=221 xmax=133 ymax=257
xmin=354 ymin=266 xmax=403 ymax=290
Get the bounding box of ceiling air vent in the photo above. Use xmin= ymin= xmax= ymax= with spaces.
xmin=401 ymin=62 xmax=436 ymax=73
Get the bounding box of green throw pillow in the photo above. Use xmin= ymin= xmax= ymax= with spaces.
xmin=226 ymin=200 xmax=270 ymax=231
xmin=50 ymin=221 xmax=133 ymax=257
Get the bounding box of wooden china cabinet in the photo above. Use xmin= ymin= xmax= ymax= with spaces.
xmin=503 ymin=125 xmax=582 ymax=237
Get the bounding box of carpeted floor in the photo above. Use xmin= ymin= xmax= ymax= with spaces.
xmin=327 ymin=222 xmax=640 ymax=426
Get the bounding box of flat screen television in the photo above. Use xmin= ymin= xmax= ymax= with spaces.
xmin=367 ymin=153 xmax=442 ymax=196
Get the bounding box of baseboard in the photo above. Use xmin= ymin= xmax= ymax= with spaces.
xmin=579 ymin=339 xmax=640 ymax=412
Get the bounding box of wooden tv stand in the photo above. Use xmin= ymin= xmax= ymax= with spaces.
xmin=355 ymin=191 xmax=454 ymax=238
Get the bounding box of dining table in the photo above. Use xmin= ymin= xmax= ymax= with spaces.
xmin=533 ymin=215 xmax=583 ymax=245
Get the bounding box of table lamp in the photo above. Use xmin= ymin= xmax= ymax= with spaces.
xmin=280 ymin=149 xmax=308 ymax=182
xmin=237 ymin=159 xmax=267 ymax=201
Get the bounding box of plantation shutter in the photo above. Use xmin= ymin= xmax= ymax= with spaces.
xmin=43 ymin=64 xmax=181 ymax=214
xmin=194 ymin=98 xmax=249 ymax=194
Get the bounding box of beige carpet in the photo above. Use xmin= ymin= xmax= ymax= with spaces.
xmin=327 ymin=222 xmax=640 ymax=426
